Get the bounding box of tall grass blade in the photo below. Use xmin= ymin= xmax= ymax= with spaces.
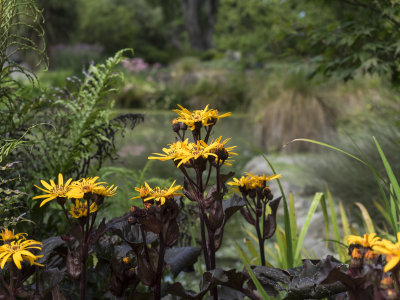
xmin=326 ymin=186 xmax=342 ymax=258
xmin=234 ymin=242 xmax=271 ymax=300
xmin=259 ymin=152 xmax=293 ymax=268
xmin=289 ymin=192 xmax=299 ymax=250
xmin=294 ymin=192 xmax=324 ymax=263
xmin=320 ymin=192 xmax=330 ymax=249
xmin=373 ymin=136 xmax=400 ymax=203
xmin=355 ymin=202 xmax=375 ymax=233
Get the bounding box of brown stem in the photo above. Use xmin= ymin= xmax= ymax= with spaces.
xmin=60 ymin=203 xmax=74 ymax=228
xmin=8 ymin=263 xmax=15 ymax=300
xmin=154 ymin=226 xmax=166 ymax=300
xmin=199 ymin=210 xmax=210 ymax=271
xmin=208 ymin=231 xmax=218 ymax=300
xmin=204 ymin=162 xmax=213 ymax=191
xmin=255 ymin=212 xmax=265 ymax=266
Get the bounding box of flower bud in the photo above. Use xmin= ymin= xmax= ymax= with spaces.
xmin=56 ymin=196 xmax=67 ymax=206
xmin=380 ymin=277 xmax=394 ymax=290
xmin=180 ymin=122 xmax=187 ymax=131
xmin=172 ymin=118 xmax=180 ymax=132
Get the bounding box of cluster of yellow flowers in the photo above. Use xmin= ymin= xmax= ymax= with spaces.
xmin=0 ymin=229 xmax=43 ymax=270
xmin=132 ymin=180 xmax=183 ymax=206
xmin=347 ymin=233 xmax=400 ymax=272
xmin=228 ymin=172 xmax=282 ymax=192
xmin=33 ymin=174 xmax=117 ymax=218
xmin=148 ymin=136 xmax=236 ymax=167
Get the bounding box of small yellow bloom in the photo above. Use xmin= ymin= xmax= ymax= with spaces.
xmin=133 ymin=180 xmax=183 ymax=206
xmin=351 ymin=248 xmax=362 ymax=259
xmin=33 ymin=173 xmax=72 ymax=207
xmin=69 ymin=199 xmax=98 ymax=218
xmin=131 ymin=182 xmax=152 ymax=200
xmin=122 ymin=257 xmax=131 ymax=264
xmin=0 ymin=239 xmax=43 ymax=269
xmin=228 ymin=172 xmax=281 ymax=191
xmin=67 ymin=177 xmax=105 ymax=199
xmin=0 ymin=229 xmax=26 ymax=242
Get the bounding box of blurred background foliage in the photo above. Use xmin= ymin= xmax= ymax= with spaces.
xmin=1 ymin=0 xmax=400 ymax=280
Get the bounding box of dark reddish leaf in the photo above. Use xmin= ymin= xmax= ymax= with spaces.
xmin=263 ymin=196 xmax=281 ymax=240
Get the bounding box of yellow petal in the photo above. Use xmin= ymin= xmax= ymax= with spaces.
xmin=58 ymin=173 xmax=63 ymax=185
xmin=40 ymin=180 xmax=52 ymax=190
xmin=385 ymin=256 xmax=400 ymax=272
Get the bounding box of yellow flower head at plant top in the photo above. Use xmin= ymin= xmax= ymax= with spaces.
xmin=174 ymin=105 xmax=230 ymax=130
xmin=347 ymin=233 xmax=381 ymax=248
xmin=0 ymin=229 xmax=27 ymax=242
xmin=33 ymin=173 xmax=72 ymax=207
xmin=69 ymin=199 xmax=98 ymax=218
xmin=0 ymin=238 xmax=43 ymax=269
xmin=67 ymin=177 xmax=106 ymax=199
xmin=228 ymin=172 xmax=281 ymax=192
xmin=133 ymin=180 xmax=183 ymax=206
xmin=373 ymin=233 xmax=400 ymax=272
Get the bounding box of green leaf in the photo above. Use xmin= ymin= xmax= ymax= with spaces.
xmin=234 ymin=241 xmax=271 ymax=300
xmin=294 ymin=192 xmax=324 ymax=263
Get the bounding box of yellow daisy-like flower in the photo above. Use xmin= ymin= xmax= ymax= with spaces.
xmin=69 ymin=199 xmax=98 ymax=218
xmin=93 ymin=185 xmax=117 ymax=197
xmin=131 ymin=182 xmax=152 ymax=200
xmin=33 ymin=173 xmax=72 ymax=207
xmin=148 ymin=139 xmax=191 ymax=162
xmin=373 ymin=233 xmax=400 ymax=272
xmin=228 ymin=172 xmax=281 ymax=191
xmin=67 ymin=177 xmax=105 ymax=199
xmin=174 ymin=105 xmax=231 ymax=131
xmin=0 ymin=239 xmax=43 ymax=269
xmin=347 ymin=233 xmax=381 ymax=248
xmin=0 ymin=229 xmax=27 ymax=242
xmin=143 ymin=180 xmax=183 ymax=206
xmin=175 ymin=140 xmax=218 ymax=167
xmin=174 ymin=105 xmax=212 ymax=130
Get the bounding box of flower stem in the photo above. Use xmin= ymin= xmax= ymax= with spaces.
xmin=154 ymin=226 xmax=165 ymax=300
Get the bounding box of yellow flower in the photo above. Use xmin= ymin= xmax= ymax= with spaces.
xmin=0 ymin=229 xmax=26 ymax=242
xmin=67 ymin=177 xmax=105 ymax=199
xmin=69 ymin=199 xmax=98 ymax=218
xmin=131 ymin=182 xmax=152 ymax=200
xmin=148 ymin=139 xmax=191 ymax=162
xmin=122 ymin=257 xmax=131 ymax=264
xmin=373 ymin=233 xmax=400 ymax=272
xmin=143 ymin=180 xmax=183 ymax=205
xmin=93 ymin=185 xmax=117 ymax=197
xmin=228 ymin=172 xmax=281 ymax=191
xmin=175 ymin=140 xmax=218 ymax=167
xmin=173 ymin=105 xmax=231 ymax=131
xmin=0 ymin=239 xmax=43 ymax=269
xmin=347 ymin=233 xmax=381 ymax=248
xmin=33 ymin=173 xmax=72 ymax=207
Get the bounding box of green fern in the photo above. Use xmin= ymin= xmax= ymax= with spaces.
xmin=0 ymin=0 xmax=47 ymax=84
